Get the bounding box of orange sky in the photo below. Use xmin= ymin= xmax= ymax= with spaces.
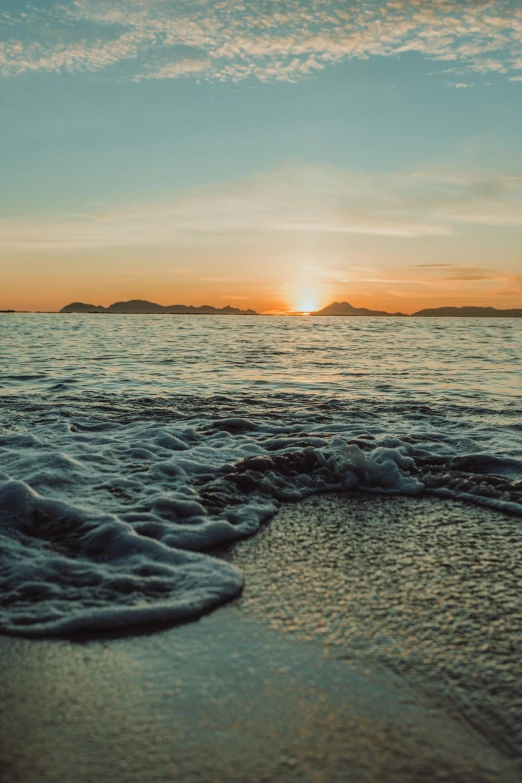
xmin=3 ymin=250 xmax=521 ymax=314
xmin=2 ymin=163 xmax=521 ymax=314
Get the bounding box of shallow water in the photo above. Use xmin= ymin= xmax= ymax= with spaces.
xmin=1 ymin=314 xmax=521 ymax=635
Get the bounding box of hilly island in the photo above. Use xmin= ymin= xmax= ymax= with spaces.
xmin=311 ymin=302 xmax=522 ymax=317
xmin=57 ymin=300 xmax=522 ymax=317
xmin=60 ymin=300 xmax=257 ymax=315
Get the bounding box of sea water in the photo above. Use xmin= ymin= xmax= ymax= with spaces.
xmin=1 ymin=314 xmax=521 ymax=635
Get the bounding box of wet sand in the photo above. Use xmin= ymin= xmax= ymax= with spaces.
xmin=1 ymin=493 xmax=521 ymax=783
xmin=222 ymin=493 xmax=522 ymax=757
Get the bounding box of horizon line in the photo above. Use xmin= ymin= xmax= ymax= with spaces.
xmin=3 ymin=299 xmax=522 ymax=318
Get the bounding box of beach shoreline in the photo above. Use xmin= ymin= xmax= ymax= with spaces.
xmin=1 ymin=492 xmax=522 ymax=783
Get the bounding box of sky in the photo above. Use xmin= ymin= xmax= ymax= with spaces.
xmin=1 ymin=0 xmax=521 ymax=314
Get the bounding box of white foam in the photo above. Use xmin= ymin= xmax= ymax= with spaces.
xmin=0 ymin=416 xmax=520 ymax=636
xmin=0 ymin=479 xmax=243 ymax=636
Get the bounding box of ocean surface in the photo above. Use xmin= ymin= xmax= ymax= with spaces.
xmin=1 ymin=313 xmax=521 ymax=636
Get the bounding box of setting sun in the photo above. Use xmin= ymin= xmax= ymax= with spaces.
xmin=296 ymin=293 xmax=319 ymax=313
xmin=287 ymin=280 xmax=330 ymax=313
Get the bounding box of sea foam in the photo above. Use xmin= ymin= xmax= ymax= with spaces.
xmin=1 ymin=415 xmax=521 ymax=636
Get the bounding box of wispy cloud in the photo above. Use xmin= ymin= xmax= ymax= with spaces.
xmin=1 ymin=163 xmax=522 ymax=250
xmin=447 ymin=82 xmax=473 ymax=88
xmin=133 ymin=57 xmax=210 ymax=82
xmin=314 ymin=263 xmax=522 ymax=291
xmin=1 ymin=1 xmax=522 ymax=83
xmin=428 ymin=269 xmax=522 ymax=285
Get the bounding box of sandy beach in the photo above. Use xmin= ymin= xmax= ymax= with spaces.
xmin=223 ymin=493 xmax=522 ymax=758
xmin=1 ymin=493 xmax=521 ymax=783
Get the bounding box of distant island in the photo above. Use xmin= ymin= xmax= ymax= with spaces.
xmin=312 ymin=301 xmax=522 ymax=318
xmin=60 ymin=299 xmax=257 ymax=315
xmin=411 ymin=306 xmax=522 ymax=318
xmin=5 ymin=299 xmax=519 ymax=317
xmin=311 ymin=301 xmax=407 ymax=317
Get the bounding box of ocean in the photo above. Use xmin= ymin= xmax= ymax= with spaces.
xmin=1 ymin=313 xmax=521 ymax=636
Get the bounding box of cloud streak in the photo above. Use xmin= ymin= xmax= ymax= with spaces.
xmin=1 ymin=1 xmax=522 ymax=83
xmin=1 ymin=163 xmax=521 ymax=250
xmin=314 ymin=263 xmax=522 ymax=291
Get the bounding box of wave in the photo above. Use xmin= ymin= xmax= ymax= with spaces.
xmin=1 ymin=409 xmax=521 ymax=636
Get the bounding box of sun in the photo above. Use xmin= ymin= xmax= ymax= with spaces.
xmin=286 ymin=277 xmax=329 ymax=314
xmin=296 ymin=294 xmax=319 ymax=313
xmin=291 ymin=284 xmax=321 ymax=313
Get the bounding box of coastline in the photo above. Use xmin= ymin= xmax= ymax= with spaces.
xmin=1 ymin=493 xmax=521 ymax=782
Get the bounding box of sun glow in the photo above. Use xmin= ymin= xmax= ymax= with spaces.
xmin=296 ymin=294 xmax=319 ymax=314
xmin=293 ymin=284 xmax=329 ymax=314
xmin=285 ymin=274 xmax=331 ymax=314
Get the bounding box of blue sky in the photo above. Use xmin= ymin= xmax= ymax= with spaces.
xmin=1 ymin=0 xmax=521 ymax=312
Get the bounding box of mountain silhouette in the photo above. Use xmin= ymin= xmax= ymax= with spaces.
xmin=107 ymin=300 xmax=165 ymax=314
xmin=60 ymin=299 xmax=257 ymax=315
xmin=59 ymin=302 xmax=106 ymax=313
xmin=57 ymin=300 xmax=522 ymax=317
xmin=412 ymin=306 xmax=522 ymax=317
xmin=312 ymin=301 xmax=522 ymax=318
xmin=312 ymin=301 xmax=407 ymax=317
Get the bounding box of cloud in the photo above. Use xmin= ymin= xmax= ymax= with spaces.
xmin=1 ymin=1 xmax=522 ymax=83
xmin=336 ymin=265 xmax=522 ymax=290
xmin=134 ymin=57 xmax=210 ymax=81
xmin=441 ymin=274 xmax=500 ymax=281
xmin=1 ymin=162 xmax=522 ymax=251
xmin=305 ymin=261 xmax=522 ymax=292
xmin=414 ymin=266 xmax=522 ymax=286
xmin=0 ymin=30 xmax=152 ymax=76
